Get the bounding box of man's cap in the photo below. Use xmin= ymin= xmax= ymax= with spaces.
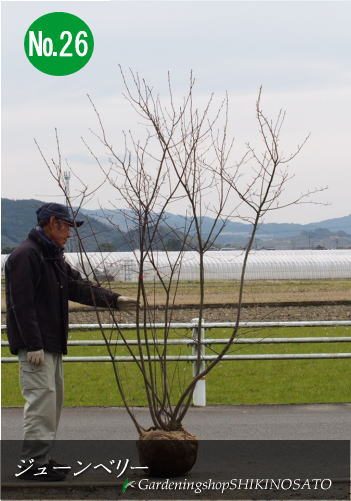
xmin=36 ymin=203 xmax=84 ymax=227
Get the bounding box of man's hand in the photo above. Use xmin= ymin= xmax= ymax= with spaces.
xmin=27 ymin=349 xmax=44 ymax=365
xmin=117 ymin=296 xmax=139 ymax=311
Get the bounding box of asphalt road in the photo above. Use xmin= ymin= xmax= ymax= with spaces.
xmin=2 ymin=403 xmax=351 ymax=440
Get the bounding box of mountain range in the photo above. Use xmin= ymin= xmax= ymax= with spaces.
xmin=82 ymin=207 xmax=351 ymax=239
xmin=2 ymin=198 xmax=351 ymax=252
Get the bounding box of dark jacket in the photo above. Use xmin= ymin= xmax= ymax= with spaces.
xmin=5 ymin=228 xmax=120 ymax=355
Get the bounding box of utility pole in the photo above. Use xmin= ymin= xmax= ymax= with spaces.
xmin=63 ymin=171 xmax=71 ymax=204
xmin=63 ymin=171 xmax=72 ymax=252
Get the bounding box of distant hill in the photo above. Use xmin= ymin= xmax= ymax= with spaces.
xmin=82 ymin=207 xmax=351 ymax=239
xmin=2 ymin=198 xmax=351 ymax=251
xmin=1 ymin=199 xmax=192 ymax=253
xmin=305 ymin=215 xmax=351 ymax=232
xmin=1 ymin=198 xmax=126 ymax=253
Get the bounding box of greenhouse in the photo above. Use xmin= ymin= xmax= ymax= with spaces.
xmin=3 ymin=250 xmax=349 ymax=281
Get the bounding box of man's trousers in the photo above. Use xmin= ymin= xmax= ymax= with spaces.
xmin=18 ymin=351 xmax=63 ymax=465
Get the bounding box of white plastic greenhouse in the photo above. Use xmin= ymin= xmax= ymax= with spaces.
xmin=2 ymin=249 xmax=350 ymax=281
xmin=4 ymin=250 xmax=348 ymax=281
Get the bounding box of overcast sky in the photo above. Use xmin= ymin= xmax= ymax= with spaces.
xmin=2 ymin=1 xmax=351 ymax=224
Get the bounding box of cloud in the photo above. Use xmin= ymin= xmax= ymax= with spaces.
xmin=2 ymin=1 xmax=351 ymax=223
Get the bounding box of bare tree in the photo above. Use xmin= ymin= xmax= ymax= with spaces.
xmin=36 ymin=70 xmax=325 ymax=475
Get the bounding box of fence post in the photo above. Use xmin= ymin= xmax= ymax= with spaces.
xmin=191 ymin=317 xmax=206 ymax=407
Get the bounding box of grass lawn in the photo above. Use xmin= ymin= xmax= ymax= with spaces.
xmin=2 ymin=326 xmax=351 ymax=407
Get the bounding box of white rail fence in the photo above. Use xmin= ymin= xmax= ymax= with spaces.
xmin=2 ymin=320 xmax=351 ymax=406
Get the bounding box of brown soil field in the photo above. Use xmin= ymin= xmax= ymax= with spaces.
xmin=66 ymin=279 xmax=351 ymax=324
xmin=2 ymin=279 xmax=350 ymax=323
xmin=89 ymin=279 xmax=351 ymax=305
xmin=70 ymin=302 xmax=351 ymax=324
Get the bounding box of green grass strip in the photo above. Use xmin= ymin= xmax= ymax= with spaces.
xmin=2 ymin=326 xmax=350 ymax=407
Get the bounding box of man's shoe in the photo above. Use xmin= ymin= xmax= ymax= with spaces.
xmin=17 ymin=463 xmax=66 ymax=482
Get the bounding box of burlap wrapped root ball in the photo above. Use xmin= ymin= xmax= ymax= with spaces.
xmin=137 ymin=429 xmax=198 ymax=477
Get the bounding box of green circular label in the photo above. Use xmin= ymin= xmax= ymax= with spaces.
xmin=24 ymin=12 xmax=94 ymax=76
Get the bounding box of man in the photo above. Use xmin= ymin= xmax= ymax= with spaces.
xmin=5 ymin=202 xmax=138 ymax=481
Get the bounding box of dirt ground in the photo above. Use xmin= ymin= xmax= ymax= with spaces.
xmin=88 ymin=279 xmax=351 ymax=305
xmin=69 ymin=302 xmax=351 ymax=324
xmin=2 ymin=279 xmax=350 ymax=323
xmin=65 ymin=279 xmax=351 ymax=324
